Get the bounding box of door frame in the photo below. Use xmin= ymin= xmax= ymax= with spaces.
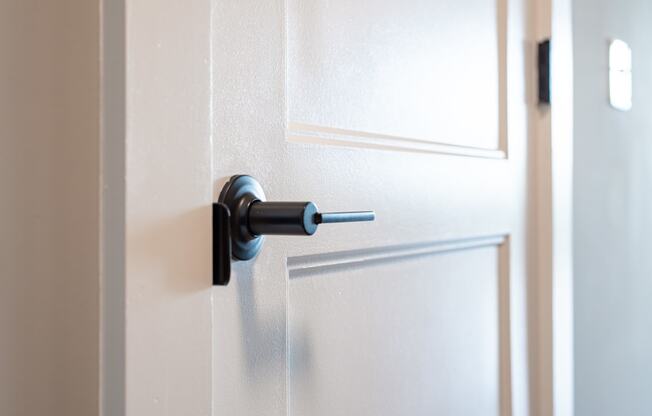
xmin=99 ymin=0 xmax=574 ymax=414
xmin=531 ymin=0 xmax=575 ymax=415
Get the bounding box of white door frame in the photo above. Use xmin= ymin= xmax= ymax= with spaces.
xmin=100 ymin=0 xmax=574 ymax=415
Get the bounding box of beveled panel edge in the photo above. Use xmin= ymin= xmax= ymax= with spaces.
xmin=287 ymin=234 xmax=507 ymax=278
xmin=498 ymin=238 xmax=513 ymax=416
xmin=287 ymin=122 xmax=506 ymax=159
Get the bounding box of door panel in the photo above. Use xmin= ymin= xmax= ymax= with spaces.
xmin=212 ymin=0 xmax=528 ymax=415
xmin=287 ymin=0 xmax=505 ymax=153
xmin=288 ymin=239 xmax=506 ymax=416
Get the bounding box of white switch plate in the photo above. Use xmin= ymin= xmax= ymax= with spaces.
xmin=609 ymin=39 xmax=632 ymax=111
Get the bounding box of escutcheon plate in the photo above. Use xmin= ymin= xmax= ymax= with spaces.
xmin=218 ymin=175 xmax=267 ymax=260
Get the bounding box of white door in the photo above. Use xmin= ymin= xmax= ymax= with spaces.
xmin=211 ymin=0 xmax=529 ymax=415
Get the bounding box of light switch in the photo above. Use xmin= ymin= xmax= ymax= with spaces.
xmin=609 ymin=39 xmax=632 ymax=111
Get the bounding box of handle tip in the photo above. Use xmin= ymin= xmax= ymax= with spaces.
xmin=315 ymin=211 xmax=375 ymax=224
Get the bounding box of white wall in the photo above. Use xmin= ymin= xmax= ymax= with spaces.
xmin=573 ymin=1 xmax=652 ymax=415
xmin=0 ymin=1 xmax=100 ymax=415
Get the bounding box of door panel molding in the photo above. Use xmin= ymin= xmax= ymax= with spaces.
xmin=287 ymin=234 xmax=507 ymax=277
xmin=287 ymin=123 xmax=506 ymax=159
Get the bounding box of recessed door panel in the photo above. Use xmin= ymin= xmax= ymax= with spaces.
xmin=287 ymin=0 xmax=506 ymax=153
xmin=288 ymin=239 xmax=508 ymax=416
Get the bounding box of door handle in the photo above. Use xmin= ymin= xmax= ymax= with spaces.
xmin=213 ymin=175 xmax=375 ymax=285
xmin=248 ymin=202 xmax=375 ymax=236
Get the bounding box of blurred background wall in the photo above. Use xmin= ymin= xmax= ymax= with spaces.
xmin=573 ymin=0 xmax=652 ymax=414
xmin=0 ymin=1 xmax=100 ymax=415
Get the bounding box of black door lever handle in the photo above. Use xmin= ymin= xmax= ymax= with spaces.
xmin=213 ymin=175 xmax=375 ymax=285
xmin=248 ymin=201 xmax=374 ymax=236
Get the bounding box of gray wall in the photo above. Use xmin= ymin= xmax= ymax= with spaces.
xmin=0 ymin=1 xmax=100 ymax=415
xmin=573 ymin=1 xmax=652 ymax=415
